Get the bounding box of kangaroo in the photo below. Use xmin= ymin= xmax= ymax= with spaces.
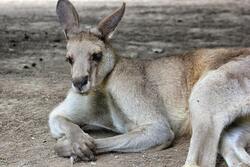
xmin=49 ymin=0 xmax=250 ymax=166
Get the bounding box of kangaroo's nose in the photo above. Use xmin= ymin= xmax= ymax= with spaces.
xmin=72 ymin=76 xmax=89 ymax=91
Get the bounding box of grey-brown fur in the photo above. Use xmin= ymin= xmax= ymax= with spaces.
xmin=49 ymin=1 xmax=250 ymax=167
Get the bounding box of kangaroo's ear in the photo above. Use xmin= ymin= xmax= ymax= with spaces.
xmin=56 ymin=0 xmax=80 ymax=39
xmin=97 ymin=3 xmax=126 ymax=40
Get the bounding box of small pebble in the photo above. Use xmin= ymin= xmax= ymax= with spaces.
xmin=152 ymin=48 xmax=164 ymax=54
xmin=90 ymin=161 xmax=96 ymax=165
xmin=31 ymin=63 xmax=36 ymax=67
xmin=177 ymin=19 xmax=183 ymax=23
xmin=39 ymin=58 xmax=43 ymax=62
xmin=114 ymin=155 xmax=118 ymax=159
xmin=23 ymin=65 xmax=29 ymax=69
xmin=24 ymin=33 xmax=30 ymax=40
xmin=31 ymin=137 xmax=35 ymax=140
xmin=84 ymin=25 xmax=91 ymax=29
xmin=129 ymin=52 xmax=138 ymax=58
xmin=53 ymin=38 xmax=61 ymax=43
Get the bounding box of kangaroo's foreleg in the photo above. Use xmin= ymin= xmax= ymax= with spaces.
xmin=95 ymin=121 xmax=174 ymax=153
xmin=49 ymin=90 xmax=112 ymax=161
xmin=51 ymin=116 xmax=96 ymax=161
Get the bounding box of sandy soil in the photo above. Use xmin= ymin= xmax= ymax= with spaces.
xmin=1 ymin=0 xmax=250 ymax=167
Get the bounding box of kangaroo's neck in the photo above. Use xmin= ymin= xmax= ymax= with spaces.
xmin=103 ymin=56 xmax=145 ymax=88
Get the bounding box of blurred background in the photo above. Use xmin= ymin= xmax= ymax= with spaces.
xmin=0 ymin=0 xmax=250 ymax=167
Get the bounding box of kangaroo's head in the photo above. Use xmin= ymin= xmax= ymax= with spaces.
xmin=56 ymin=0 xmax=125 ymax=94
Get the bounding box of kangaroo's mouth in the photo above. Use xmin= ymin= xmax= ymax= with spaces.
xmin=72 ymin=83 xmax=92 ymax=95
xmin=79 ymin=90 xmax=90 ymax=95
xmin=73 ymin=89 xmax=91 ymax=96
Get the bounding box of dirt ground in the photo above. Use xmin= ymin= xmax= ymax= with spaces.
xmin=1 ymin=0 xmax=250 ymax=167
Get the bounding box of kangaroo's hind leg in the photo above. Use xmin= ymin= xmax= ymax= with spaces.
xmin=220 ymin=120 xmax=250 ymax=167
xmin=184 ymin=56 xmax=250 ymax=167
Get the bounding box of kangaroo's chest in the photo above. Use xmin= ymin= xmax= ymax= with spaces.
xmin=106 ymin=91 xmax=137 ymax=133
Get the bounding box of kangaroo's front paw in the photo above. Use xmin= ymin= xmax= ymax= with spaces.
xmin=55 ymin=132 xmax=96 ymax=162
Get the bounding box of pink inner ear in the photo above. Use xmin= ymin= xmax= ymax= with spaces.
xmin=97 ymin=3 xmax=126 ymax=39
xmin=56 ymin=0 xmax=80 ymax=38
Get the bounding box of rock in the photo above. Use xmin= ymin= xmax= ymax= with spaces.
xmin=24 ymin=33 xmax=30 ymax=40
xmin=90 ymin=161 xmax=96 ymax=165
xmin=177 ymin=19 xmax=183 ymax=23
xmin=8 ymin=48 xmax=14 ymax=52
xmin=129 ymin=52 xmax=138 ymax=58
xmin=23 ymin=65 xmax=29 ymax=69
xmin=31 ymin=63 xmax=36 ymax=67
xmin=53 ymin=38 xmax=61 ymax=43
xmin=84 ymin=25 xmax=92 ymax=29
xmin=152 ymin=48 xmax=164 ymax=54
xmin=11 ymin=43 xmax=16 ymax=47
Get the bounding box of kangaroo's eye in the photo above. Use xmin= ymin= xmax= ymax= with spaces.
xmin=92 ymin=52 xmax=103 ymax=62
xmin=66 ymin=57 xmax=74 ymax=65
